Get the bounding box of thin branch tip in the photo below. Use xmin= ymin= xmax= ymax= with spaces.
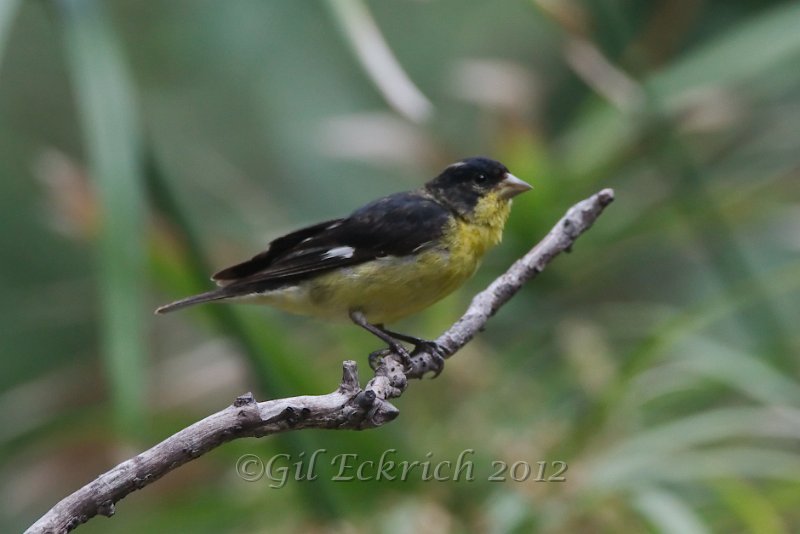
xmin=233 ymin=392 xmax=256 ymax=407
xmin=340 ymin=360 xmax=360 ymax=391
xmin=598 ymin=188 xmax=615 ymax=205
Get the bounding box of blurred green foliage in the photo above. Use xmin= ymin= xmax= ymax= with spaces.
xmin=1 ymin=0 xmax=799 ymax=532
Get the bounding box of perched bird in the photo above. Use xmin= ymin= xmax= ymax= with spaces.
xmin=156 ymin=157 xmax=531 ymax=372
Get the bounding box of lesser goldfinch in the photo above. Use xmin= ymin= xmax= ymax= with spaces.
xmin=156 ymin=157 xmax=531 ymax=370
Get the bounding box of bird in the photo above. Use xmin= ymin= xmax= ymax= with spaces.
xmin=156 ymin=157 xmax=531 ymax=373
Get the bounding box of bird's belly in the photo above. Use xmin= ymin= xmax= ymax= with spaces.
xmin=245 ymin=248 xmax=479 ymax=324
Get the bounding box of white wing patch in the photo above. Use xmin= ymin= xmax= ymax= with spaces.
xmin=322 ymin=246 xmax=355 ymax=259
xmin=412 ymin=241 xmax=433 ymax=252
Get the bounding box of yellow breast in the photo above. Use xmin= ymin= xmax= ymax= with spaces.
xmin=444 ymin=191 xmax=511 ymax=261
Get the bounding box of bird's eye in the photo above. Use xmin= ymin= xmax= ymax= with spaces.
xmin=475 ymin=174 xmax=488 ymax=184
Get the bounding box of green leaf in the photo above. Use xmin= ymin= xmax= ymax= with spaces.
xmin=59 ymin=0 xmax=147 ymax=437
xmin=632 ymin=486 xmax=710 ymax=534
xmin=651 ymin=2 xmax=800 ymax=99
xmin=714 ymin=480 xmax=788 ymax=534
xmin=0 ymin=0 xmax=21 ymax=77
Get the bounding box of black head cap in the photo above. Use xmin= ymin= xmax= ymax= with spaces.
xmin=424 ymin=157 xmax=512 ymax=215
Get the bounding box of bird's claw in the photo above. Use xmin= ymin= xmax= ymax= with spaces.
xmin=392 ymin=343 xmax=413 ymax=370
xmin=368 ymin=341 xmax=446 ymax=376
xmin=368 ymin=348 xmax=391 ymax=371
xmin=429 ymin=352 xmax=446 ymax=378
xmin=369 ymin=344 xmax=412 ymax=371
xmin=411 ymin=341 xmax=447 ymax=378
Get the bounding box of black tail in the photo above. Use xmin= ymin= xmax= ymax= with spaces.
xmin=155 ymin=289 xmax=230 ymax=314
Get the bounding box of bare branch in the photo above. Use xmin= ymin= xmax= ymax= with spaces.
xmin=26 ymin=188 xmax=614 ymax=534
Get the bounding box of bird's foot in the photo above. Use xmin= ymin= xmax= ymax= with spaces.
xmin=368 ymin=348 xmax=390 ymax=371
xmin=410 ymin=341 xmax=447 ymax=378
xmin=365 ymin=331 xmax=446 ymax=375
xmin=390 ymin=342 xmax=413 ymax=370
xmin=368 ymin=343 xmax=412 ymax=371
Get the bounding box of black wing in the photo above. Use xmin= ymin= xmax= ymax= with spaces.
xmin=212 ymin=218 xmax=345 ymax=282
xmin=216 ymin=191 xmax=450 ymax=292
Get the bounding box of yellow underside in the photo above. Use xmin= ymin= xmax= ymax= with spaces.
xmin=239 ymin=193 xmax=512 ymax=324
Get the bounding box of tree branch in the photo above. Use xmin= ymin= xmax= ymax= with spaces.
xmin=27 ymin=188 xmax=615 ymax=534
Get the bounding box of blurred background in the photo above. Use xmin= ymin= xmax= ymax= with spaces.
xmin=2 ymin=0 xmax=800 ymax=532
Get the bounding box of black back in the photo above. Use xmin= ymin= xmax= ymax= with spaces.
xmin=212 ymin=191 xmax=450 ymax=292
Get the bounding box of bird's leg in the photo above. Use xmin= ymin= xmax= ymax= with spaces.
xmin=349 ymin=310 xmax=412 ymax=368
xmin=377 ymin=326 xmax=447 ymax=378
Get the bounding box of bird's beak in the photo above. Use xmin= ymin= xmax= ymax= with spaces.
xmin=498 ymin=173 xmax=532 ymax=199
